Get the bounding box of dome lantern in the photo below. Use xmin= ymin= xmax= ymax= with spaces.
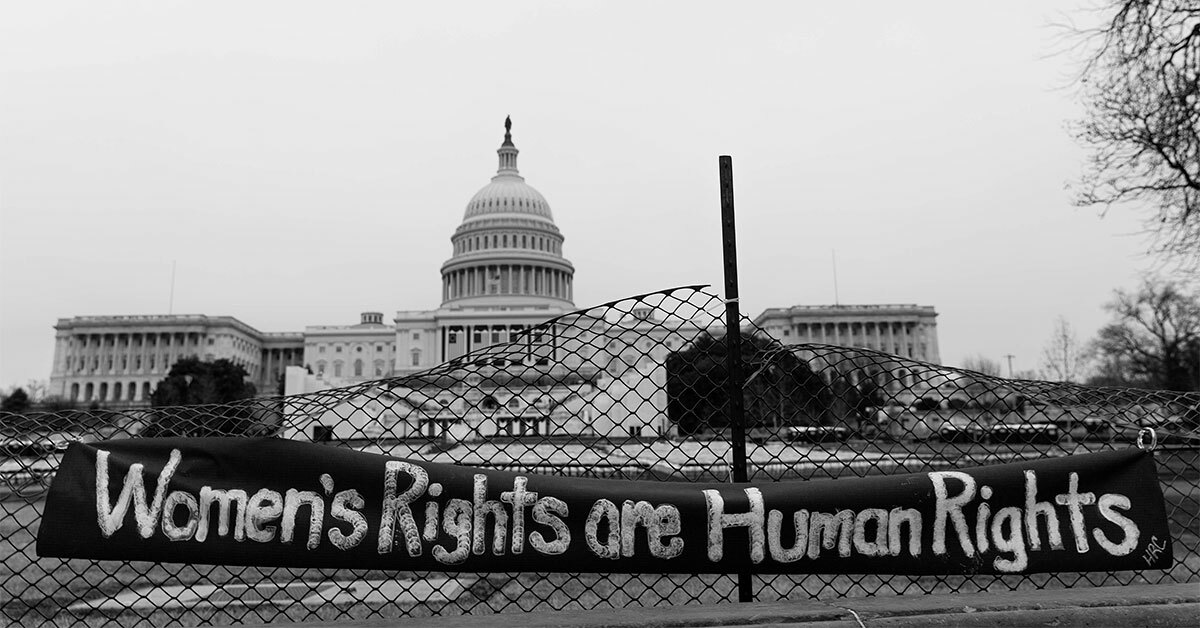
xmin=497 ymin=115 xmax=519 ymax=175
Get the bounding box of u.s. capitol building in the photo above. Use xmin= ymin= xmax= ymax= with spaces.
xmin=47 ymin=119 xmax=940 ymax=428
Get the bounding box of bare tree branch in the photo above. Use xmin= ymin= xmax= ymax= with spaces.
xmin=1070 ymin=1 xmax=1200 ymax=271
xmin=1091 ymin=277 xmax=1200 ymax=390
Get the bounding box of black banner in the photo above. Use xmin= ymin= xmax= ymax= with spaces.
xmin=37 ymin=438 xmax=1172 ymax=575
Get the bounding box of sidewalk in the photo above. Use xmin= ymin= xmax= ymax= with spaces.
xmin=248 ymin=582 xmax=1199 ymax=627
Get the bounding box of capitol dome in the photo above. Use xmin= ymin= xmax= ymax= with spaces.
xmin=440 ymin=118 xmax=575 ymax=309
xmin=464 ymin=177 xmax=554 ymax=222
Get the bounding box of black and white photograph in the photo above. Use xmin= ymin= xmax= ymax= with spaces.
xmin=1 ymin=2 xmax=1197 ymax=627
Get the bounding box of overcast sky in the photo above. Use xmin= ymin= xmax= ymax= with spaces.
xmin=0 ymin=0 xmax=1165 ymax=390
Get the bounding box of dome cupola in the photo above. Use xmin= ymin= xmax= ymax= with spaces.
xmin=462 ymin=116 xmax=555 ymax=223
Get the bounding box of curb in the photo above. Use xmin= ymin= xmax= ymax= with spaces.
xmin=242 ymin=582 xmax=1200 ymax=628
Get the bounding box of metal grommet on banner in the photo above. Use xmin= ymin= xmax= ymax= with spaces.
xmin=1137 ymin=427 xmax=1158 ymax=452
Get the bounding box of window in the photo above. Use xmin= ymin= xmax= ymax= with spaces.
xmin=449 ymin=332 xmax=458 ymax=344
xmin=412 ymin=332 xmax=420 ymax=340
xmin=207 ymin=338 xmax=214 ymax=345
xmin=374 ymin=360 xmax=384 ymax=376
xmin=376 ymin=345 xmax=383 ymax=352
xmin=473 ymin=331 xmax=483 ymax=343
xmin=354 ymin=360 xmax=363 ymax=376
xmin=356 ymin=346 xmax=363 ymax=353
xmin=336 ymin=345 xmax=343 ymax=353
xmin=507 ymin=398 xmax=520 ymax=409
xmin=333 ymin=361 xmax=343 ymax=377
xmin=317 ymin=361 xmax=326 ymax=376
xmin=319 ymin=345 xmax=326 ymax=353
xmin=411 ymin=350 xmax=420 ymax=367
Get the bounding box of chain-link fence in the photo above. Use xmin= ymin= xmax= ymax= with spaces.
xmin=2 ymin=286 xmax=1198 ymax=627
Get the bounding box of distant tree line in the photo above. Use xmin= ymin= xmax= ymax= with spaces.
xmin=665 ymin=332 xmax=883 ymax=436
xmin=140 ymin=357 xmax=265 ymax=437
xmin=994 ymin=277 xmax=1198 ymax=391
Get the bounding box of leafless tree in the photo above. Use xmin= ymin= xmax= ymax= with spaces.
xmin=961 ymin=355 xmax=1003 ymax=377
xmin=1092 ymin=278 xmax=1200 ymax=390
xmin=1042 ymin=316 xmax=1092 ymax=382
xmin=1070 ymin=1 xmax=1200 ymax=270
xmin=23 ymin=379 xmax=48 ymax=403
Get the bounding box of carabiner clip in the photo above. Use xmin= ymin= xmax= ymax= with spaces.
xmin=1136 ymin=427 xmax=1158 ymax=452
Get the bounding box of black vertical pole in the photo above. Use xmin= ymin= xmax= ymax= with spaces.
xmin=719 ymin=155 xmax=753 ymax=603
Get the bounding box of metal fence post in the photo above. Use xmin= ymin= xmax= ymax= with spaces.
xmin=719 ymin=155 xmax=753 ymax=603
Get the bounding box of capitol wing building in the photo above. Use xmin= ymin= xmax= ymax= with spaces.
xmin=48 ymin=119 xmax=942 ymax=441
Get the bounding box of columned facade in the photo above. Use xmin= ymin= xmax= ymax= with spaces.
xmin=754 ymin=304 xmax=940 ymax=363
xmin=49 ymin=315 xmax=303 ymax=406
xmin=753 ymin=304 xmax=941 ymax=389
